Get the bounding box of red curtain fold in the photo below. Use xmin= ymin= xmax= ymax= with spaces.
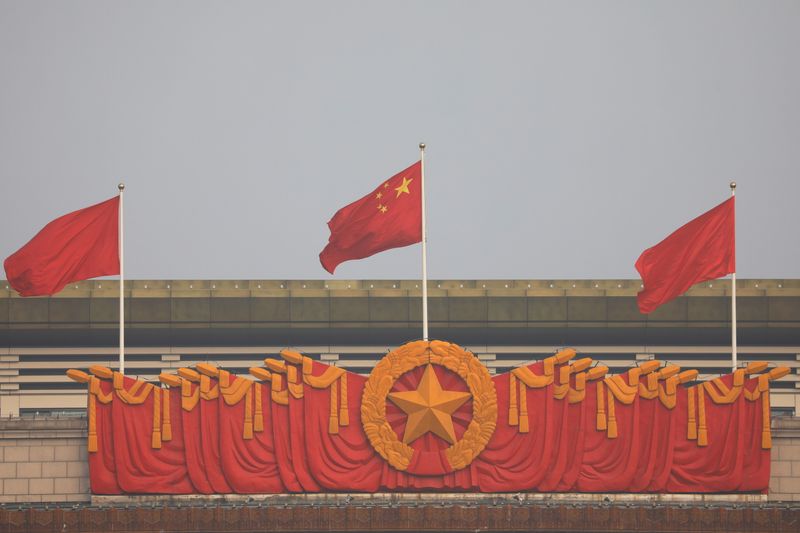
xmin=83 ymin=361 xmax=773 ymax=494
xmin=475 ymin=363 xmax=560 ymax=492
xmin=739 ymin=378 xmax=771 ymax=493
xmin=300 ymin=365 xmax=383 ymax=492
xmin=110 ymin=377 xmax=194 ymax=493
xmin=217 ymin=378 xmax=285 ymax=493
xmin=180 ymin=383 xmax=216 ymax=494
xmin=88 ymin=378 xmax=121 ymax=495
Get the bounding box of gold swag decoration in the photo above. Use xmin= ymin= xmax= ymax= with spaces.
xmin=361 ymin=340 xmax=497 ymax=472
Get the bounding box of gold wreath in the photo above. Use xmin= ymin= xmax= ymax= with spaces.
xmin=361 ymin=340 xmax=497 ymax=471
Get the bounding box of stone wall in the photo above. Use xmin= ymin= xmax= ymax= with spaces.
xmin=0 ymin=418 xmax=89 ymax=503
xmin=769 ymin=417 xmax=800 ymax=500
xmin=1 ymin=417 xmax=799 ymax=503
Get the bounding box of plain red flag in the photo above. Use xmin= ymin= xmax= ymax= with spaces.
xmin=4 ymin=196 xmax=120 ymax=296
xmin=320 ymin=161 xmax=422 ymax=274
xmin=635 ymin=197 xmax=735 ymax=314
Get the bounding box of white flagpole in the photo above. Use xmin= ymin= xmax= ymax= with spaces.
xmin=420 ymin=143 xmax=429 ymax=341
xmin=118 ymin=182 xmax=125 ymax=374
xmin=730 ymin=181 xmax=737 ymax=372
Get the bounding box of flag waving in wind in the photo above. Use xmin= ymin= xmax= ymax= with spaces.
xmin=4 ymin=196 xmax=120 ymax=296
xmin=635 ymin=197 xmax=735 ymax=314
xmin=319 ymin=161 xmax=422 ymax=274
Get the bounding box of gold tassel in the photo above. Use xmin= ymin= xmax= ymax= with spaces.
xmin=88 ymin=391 xmax=98 ymax=453
xmin=339 ymin=373 xmax=349 ymax=426
xmin=687 ymin=386 xmax=697 ymax=440
xmin=243 ymin=385 xmax=254 ymax=440
xmin=518 ymin=379 xmax=529 ymax=433
xmin=697 ymin=385 xmax=708 ymax=447
xmin=596 ymin=381 xmax=607 ymax=431
xmin=329 ymin=379 xmax=339 ymax=434
xmin=509 ymin=373 xmax=519 ymax=425
xmin=113 ymin=371 xmax=124 ymax=391
xmin=151 ymin=388 xmax=162 ymax=449
xmin=607 ymin=388 xmax=617 ymax=439
xmin=254 ymin=382 xmax=264 ymax=432
xmin=161 ymin=386 xmax=172 ymax=441
xmin=761 ymin=390 xmax=771 ymax=449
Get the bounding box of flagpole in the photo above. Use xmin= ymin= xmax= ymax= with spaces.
xmin=730 ymin=181 xmax=737 ymax=372
xmin=420 ymin=142 xmax=429 ymax=341
xmin=118 ymin=182 xmax=125 ymax=374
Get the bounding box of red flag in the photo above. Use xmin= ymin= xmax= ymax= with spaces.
xmin=4 ymin=196 xmax=120 ymax=296
xmin=635 ymin=197 xmax=735 ymax=314
xmin=320 ymin=161 xmax=422 ymax=274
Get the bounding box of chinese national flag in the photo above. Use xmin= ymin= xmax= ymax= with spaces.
xmin=4 ymin=196 xmax=120 ymax=296
xmin=320 ymin=161 xmax=422 ymax=274
xmin=635 ymin=197 xmax=735 ymax=314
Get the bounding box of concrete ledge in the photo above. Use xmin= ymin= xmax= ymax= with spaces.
xmin=93 ymin=491 xmax=768 ymax=507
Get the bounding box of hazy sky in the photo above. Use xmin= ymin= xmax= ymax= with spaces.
xmin=1 ymin=1 xmax=798 ymax=280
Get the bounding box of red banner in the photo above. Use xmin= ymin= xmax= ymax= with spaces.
xmin=67 ymin=341 xmax=787 ymax=494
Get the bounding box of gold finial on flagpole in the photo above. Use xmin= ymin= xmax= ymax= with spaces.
xmin=419 ymin=142 xmax=426 ymax=150
xmin=730 ymin=181 xmax=736 ymax=190
xmin=118 ymin=182 xmax=125 ymax=191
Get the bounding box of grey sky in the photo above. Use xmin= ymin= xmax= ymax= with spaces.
xmin=1 ymin=1 xmax=798 ymax=280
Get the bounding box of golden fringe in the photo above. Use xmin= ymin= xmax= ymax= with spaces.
xmin=287 ymin=365 xmax=304 ymax=399
xmin=243 ymin=386 xmax=254 ymax=440
xmin=220 ymin=377 xmax=251 ymax=405
xmin=687 ymin=386 xmax=697 ymax=440
xmin=88 ymin=392 xmax=98 ymax=453
xmin=339 ymin=372 xmax=349 ymax=426
xmin=271 ymin=374 xmax=288 ymax=405
xmin=512 ymin=366 xmax=553 ymax=388
xmin=606 ymin=387 xmax=617 ymax=439
xmin=254 ymin=383 xmax=264 ymax=432
xmin=519 ymin=378 xmax=529 ymax=433
xmin=161 ymin=386 xmax=172 ymax=441
xmin=151 ymin=388 xmax=162 ymax=449
xmin=199 ymin=375 xmax=219 ymax=400
xmin=181 ymin=379 xmax=200 ymax=411
xmin=762 ymin=390 xmax=771 ymax=449
xmin=596 ymin=381 xmax=607 ymax=431
xmin=508 ymin=373 xmax=518 ymax=426
xmin=697 ymin=385 xmax=708 ymax=447
xmin=114 ymin=374 xmax=154 ymax=405
xmin=329 ymin=379 xmax=339 ymax=434
xmin=304 ymin=364 xmax=345 ymax=389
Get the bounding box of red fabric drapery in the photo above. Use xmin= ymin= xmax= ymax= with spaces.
xmin=71 ymin=342 xmax=786 ymax=495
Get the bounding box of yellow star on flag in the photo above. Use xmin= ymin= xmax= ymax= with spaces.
xmin=387 ymin=365 xmax=471 ymax=445
xmin=394 ymin=177 xmax=413 ymax=198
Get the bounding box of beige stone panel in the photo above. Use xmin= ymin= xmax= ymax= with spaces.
xmin=66 ymin=461 xmax=88 ymax=478
xmin=19 ymin=494 xmax=41 ymax=503
xmin=29 ymin=445 xmax=55 ymax=462
xmin=4 ymin=478 xmax=28 ymax=495
xmin=0 ymin=462 xmax=16 ymax=478
xmin=54 ymin=445 xmax=82 ymax=462
xmin=771 ymin=460 xmax=792 ymax=477
xmin=4 ymin=446 xmax=29 ymax=462
xmin=54 ymin=478 xmax=80 ymax=494
xmin=780 ymin=444 xmax=800 ymax=461
xmin=16 ymin=462 xmax=42 ymax=478
xmin=42 ymin=462 xmax=67 ymax=478
xmin=29 ymin=478 xmax=54 ymax=495
xmin=777 ymin=476 xmax=800 ymax=495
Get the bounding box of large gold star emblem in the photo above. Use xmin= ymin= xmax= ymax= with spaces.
xmin=394 ymin=176 xmax=413 ymax=198
xmin=387 ymin=365 xmax=471 ymax=444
